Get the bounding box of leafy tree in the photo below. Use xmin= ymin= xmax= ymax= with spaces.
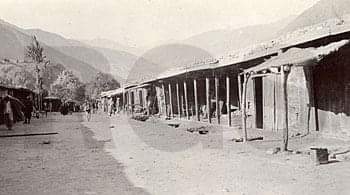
xmin=51 ymin=70 xmax=85 ymax=101
xmin=86 ymin=72 xmax=120 ymax=99
xmin=0 ymin=64 xmax=36 ymax=89
xmin=26 ymin=36 xmax=45 ymax=64
xmin=42 ymin=63 xmax=65 ymax=90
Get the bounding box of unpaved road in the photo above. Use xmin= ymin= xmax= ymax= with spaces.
xmin=0 ymin=113 xmax=148 ymax=195
xmin=2 ymin=112 xmax=350 ymax=195
xmin=85 ymin=113 xmax=350 ymax=195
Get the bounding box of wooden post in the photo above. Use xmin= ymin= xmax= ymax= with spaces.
xmin=281 ymin=66 xmax=290 ymax=151
xmin=226 ymin=76 xmax=231 ymax=126
xmin=168 ymin=83 xmax=173 ymax=117
xmin=194 ymin=79 xmax=199 ymax=121
xmin=162 ymin=83 xmax=167 ymax=117
xmin=241 ymin=73 xmax=249 ymax=142
xmin=215 ymin=76 xmax=220 ymax=124
xmin=237 ymin=74 xmax=242 ymax=110
xmin=129 ymin=91 xmax=133 ymax=114
xmin=206 ymin=77 xmax=211 ymax=123
xmin=184 ymin=81 xmax=189 ymax=120
xmin=122 ymin=92 xmax=125 ymax=112
xmin=176 ymin=82 xmax=181 ymax=118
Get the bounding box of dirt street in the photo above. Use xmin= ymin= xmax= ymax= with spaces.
xmin=85 ymin=113 xmax=350 ymax=195
xmin=0 ymin=113 xmax=148 ymax=195
xmin=1 ymin=112 xmax=350 ymax=195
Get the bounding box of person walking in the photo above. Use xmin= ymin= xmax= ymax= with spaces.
xmin=43 ymin=102 xmax=49 ymax=117
xmin=84 ymin=101 xmax=92 ymax=121
xmin=23 ymin=96 xmax=34 ymax=124
xmin=3 ymin=96 xmax=14 ymax=130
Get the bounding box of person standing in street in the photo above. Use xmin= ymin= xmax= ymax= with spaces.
xmin=43 ymin=102 xmax=49 ymax=117
xmin=3 ymin=96 xmax=14 ymax=130
xmin=23 ymin=96 xmax=34 ymax=124
xmin=84 ymin=100 xmax=92 ymax=121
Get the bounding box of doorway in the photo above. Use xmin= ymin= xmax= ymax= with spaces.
xmin=254 ymin=77 xmax=263 ymax=129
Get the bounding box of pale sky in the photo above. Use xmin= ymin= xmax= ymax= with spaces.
xmin=0 ymin=0 xmax=319 ymax=48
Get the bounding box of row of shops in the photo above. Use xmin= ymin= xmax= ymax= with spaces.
xmin=0 ymin=85 xmax=38 ymax=107
xmin=103 ymin=26 xmax=350 ymax=141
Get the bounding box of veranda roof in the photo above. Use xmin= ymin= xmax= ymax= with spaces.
xmin=243 ymin=39 xmax=349 ymax=74
xmin=101 ymin=88 xmax=124 ymax=97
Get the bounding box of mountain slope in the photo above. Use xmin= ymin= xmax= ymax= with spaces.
xmin=92 ymin=47 xmax=138 ymax=81
xmin=24 ymin=29 xmax=83 ymax=47
xmin=24 ymin=28 xmax=139 ymax=81
xmin=81 ymin=38 xmax=142 ymax=56
xmin=0 ymin=19 xmax=98 ymax=82
xmin=182 ymin=16 xmax=296 ymax=56
xmin=281 ymin=0 xmax=350 ymax=33
xmin=24 ymin=29 xmax=111 ymax=73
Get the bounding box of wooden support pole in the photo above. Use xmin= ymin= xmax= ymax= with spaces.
xmin=129 ymin=91 xmax=133 ymax=114
xmin=181 ymin=94 xmax=184 ymax=117
xmin=281 ymin=66 xmax=290 ymax=151
xmin=162 ymin=83 xmax=167 ymax=117
xmin=206 ymin=77 xmax=211 ymax=123
xmin=194 ymin=79 xmax=199 ymax=121
xmin=184 ymin=81 xmax=189 ymax=120
xmin=122 ymin=92 xmax=125 ymax=112
xmin=237 ymin=74 xmax=242 ymax=110
xmin=176 ymin=82 xmax=181 ymax=118
xmin=215 ymin=76 xmax=220 ymax=124
xmin=168 ymin=83 xmax=174 ymax=117
xmin=241 ymin=73 xmax=249 ymax=142
xmin=226 ymin=76 xmax=231 ymax=127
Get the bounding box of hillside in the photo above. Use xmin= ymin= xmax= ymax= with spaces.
xmin=81 ymin=38 xmax=142 ymax=56
xmin=182 ymin=16 xmax=296 ymax=56
xmin=281 ymin=0 xmax=350 ymax=33
xmin=24 ymin=29 xmax=111 ymax=74
xmin=0 ymin=19 xmax=98 ymax=82
xmin=24 ymin=29 xmax=83 ymax=47
xmin=92 ymin=47 xmax=138 ymax=82
xmin=24 ymin=28 xmax=139 ymax=82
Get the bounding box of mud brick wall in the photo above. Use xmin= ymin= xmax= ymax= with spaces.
xmin=246 ymin=67 xmax=317 ymax=133
xmin=313 ymin=46 xmax=350 ymax=139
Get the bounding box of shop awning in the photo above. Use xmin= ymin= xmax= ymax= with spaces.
xmin=244 ymin=39 xmax=349 ymax=74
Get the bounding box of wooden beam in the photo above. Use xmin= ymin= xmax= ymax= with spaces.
xmin=250 ymin=73 xmax=278 ymax=78
xmin=215 ymin=76 xmax=220 ymax=124
xmin=168 ymin=83 xmax=174 ymax=118
xmin=241 ymin=73 xmax=249 ymax=142
xmin=237 ymin=74 xmax=242 ymax=110
xmin=184 ymin=81 xmax=189 ymax=120
xmin=206 ymin=77 xmax=211 ymax=123
xmin=194 ymin=79 xmax=200 ymax=121
xmin=281 ymin=66 xmax=290 ymax=151
xmin=176 ymin=82 xmax=181 ymax=118
xmin=226 ymin=76 xmax=231 ymax=127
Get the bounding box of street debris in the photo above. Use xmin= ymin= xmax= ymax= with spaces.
xmin=186 ymin=126 xmax=207 ymax=134
xmin=167 ymin=123 xmax=180 ymax=128
xmin=42 ymin=140 xmax=51 ymax=144
xmin=232 ymin=136 xmax=264 ymax=142
xmin=266 ymin=147 xmax=281 ymax=155
xmin=310 ymin=148 xmax=329 ymax=165
xmin=132 ymin=115 xmax=149 ymax=122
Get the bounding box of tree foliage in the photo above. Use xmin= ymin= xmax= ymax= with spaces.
xmin=26 ymin=36 xmax=45 ymax=64
xmin=50 ymin=70 xmax=85 ymax=101
xmin=86 ymin=72 xmax=120 ymax=99
xmin=0 ymin=64 xmax=36 ymax=89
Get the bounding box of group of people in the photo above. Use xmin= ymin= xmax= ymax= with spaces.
xmin=101 ymin=98 xmax=119 ymax=117
xmin=0 ymin=95 xmax=34 ymax=130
